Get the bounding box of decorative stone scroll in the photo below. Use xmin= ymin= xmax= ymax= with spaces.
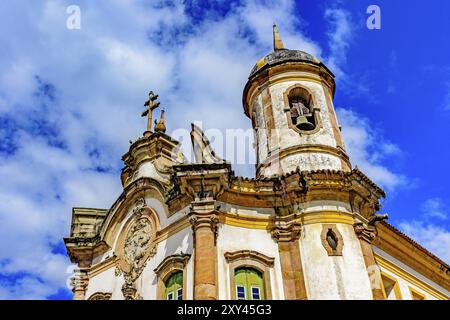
xmin=271 ymin=214 xmax=302 ymax=242
xmin=353 ymin=222 xmax=377 ymax=244
xmin=88 ymin=292 xmax=112 ymax=300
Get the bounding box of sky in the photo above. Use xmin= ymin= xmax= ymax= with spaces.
xmin=0 ymin=0 xmax=449 ymax=299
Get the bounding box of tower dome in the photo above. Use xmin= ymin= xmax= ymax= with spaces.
xmin=243 ymin=25 xmax=349 ymax=177
xmin=249 ymin=49 xmax=324 ymax=78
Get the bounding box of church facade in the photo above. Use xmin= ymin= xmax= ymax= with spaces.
xmin=64 ymin=26 xmax=450 ymax=300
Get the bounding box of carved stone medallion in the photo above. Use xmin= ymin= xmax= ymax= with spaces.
xmin=123 ymin=216 xmax=153 ymax=285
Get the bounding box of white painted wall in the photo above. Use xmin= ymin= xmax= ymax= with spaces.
xmin=139 ymin=227 xmax=193 ymax=300
xmin=216 ymin=224 xmax=285 ymax=300
xmin=300 ymin=223 xmax=373 ymax=300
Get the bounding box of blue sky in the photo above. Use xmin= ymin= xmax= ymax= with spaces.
xmin=0 ymin=0 xmax=449 ymax=299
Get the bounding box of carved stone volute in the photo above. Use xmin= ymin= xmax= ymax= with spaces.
xmin=354 ymin=222 xmax=377 ymax=244
xmin=271 ymin=214 xmax=302 ymax=242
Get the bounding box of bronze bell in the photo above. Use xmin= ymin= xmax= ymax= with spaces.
xmin=295 ymin=115 xmax=315 ymax=130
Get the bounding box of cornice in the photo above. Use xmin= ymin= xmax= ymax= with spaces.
xmin=243 ymin=61 xmax=336 ymax=118
xmin=374 ymin=221 xmax=450 ymax=291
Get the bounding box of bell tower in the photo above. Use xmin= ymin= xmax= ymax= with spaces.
xmin=243 ymin=25 xmax=351 ymax=177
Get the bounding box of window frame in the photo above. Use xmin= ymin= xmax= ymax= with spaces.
xmin=224 ymin=250 xmax=274 ymax=300
xmin=320 ymin=224 xmax=344 ymax=256
xmin=154 ymin=254 xmax=191 ymax=300
xmin=236 ymin=285 xmax=246 ymax=300
xmin=251 ymin=286 xmax=261 ymax=300
xmin=177 ymin=288 xmax=183 ymax=300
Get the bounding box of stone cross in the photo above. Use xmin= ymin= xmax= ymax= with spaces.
xmin=141 ymin=91 xmax=160 ymax=136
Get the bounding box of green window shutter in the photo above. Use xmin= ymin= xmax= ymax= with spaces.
xmin=165 ymin=271 xmax=183 ymax=300
xmin=234 ymin=268 xmax=264 ymax=300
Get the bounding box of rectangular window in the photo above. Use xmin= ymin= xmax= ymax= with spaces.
xmin=167 ymin=292 xmax=174 ymax=300
xmin=236 ymin=286 xmax=246 ymax=300
xmin=177 ymin=288 xmax=183 ymax=300
xmin=251 ymin=287 xmax=261 ymax=300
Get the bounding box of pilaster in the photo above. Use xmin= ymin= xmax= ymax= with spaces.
xmin=71 ymin=268 xmax=89 ymax=300
xmin=354 ymin=222 xmax=385 ymax=300
xmin=271 ymin=215 xmax=307 ymax=300
xmin=189 ymin=199 xmax=219 ymax=300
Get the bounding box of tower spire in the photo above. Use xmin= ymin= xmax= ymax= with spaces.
xmin=273 ymin=23 xmax=285 ymax=51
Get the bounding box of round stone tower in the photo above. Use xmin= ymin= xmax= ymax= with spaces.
xmin=243 ymin=25 xmax=351 ymax=177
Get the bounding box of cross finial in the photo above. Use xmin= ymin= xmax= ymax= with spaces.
xmin=141 ymin=90 xmax=160 ymax=137
xmin=273 ymin=23 xmax=285 ymax=51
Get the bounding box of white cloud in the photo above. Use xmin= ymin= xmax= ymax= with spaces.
xmin=421 ymin=198 xmax=448 ymax=220
xmin=399 ymin=221 xmax=450 ymax=264
xmin=398 ymin=198 xmax=450 ymax=263
xmin=336 ymin=108 xmax=408 ymax=191
xmin=324 ymin=8 xmax=352 ymax=77
xmin=0 ymin=0 xmax=334 ymax=299
xmin=0 ymin=0 xmax=413 ymax=299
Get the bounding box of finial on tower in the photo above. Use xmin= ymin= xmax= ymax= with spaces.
xmin=273 ymin=23 xmax=285 ymax=51
xmin=154 ymin=109 xmax=166 ymax=133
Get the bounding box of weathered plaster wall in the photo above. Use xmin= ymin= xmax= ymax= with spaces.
xmin=269 ymin=81 xmax=337 ymax=149
xmin=300 ymin=222 xmax=373 ymax=300
xmin=252 ymin=79 xmax=344 ymax=176
xmin=133 ymin=161 xmax=170 ymax=185
xmin=139 ymin=228 xmax=193 ymax=300
xmin=216 ymin=224 xmax=285 ymax=300
xmin=85 ymin=266 xmax=123 ymax=300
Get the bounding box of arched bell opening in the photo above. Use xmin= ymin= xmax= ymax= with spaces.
xmin=287 ymin=87 xmax=316 ymax=131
